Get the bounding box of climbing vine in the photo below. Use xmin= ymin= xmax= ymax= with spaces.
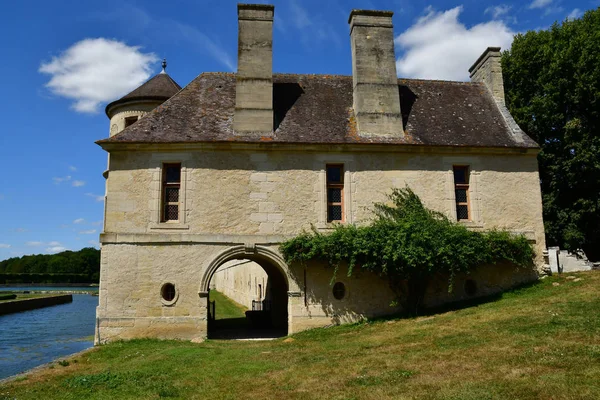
xmin=280 ymin=187 xmax=535 ymax=315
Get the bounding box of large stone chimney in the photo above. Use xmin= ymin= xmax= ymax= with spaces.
xmin=233 ymin=4 xmax=274 ymax=134
xmin=469 ymin=47 xmax=505 ymax=105
xmin=349 ymin=10 xmax=403 ymax=137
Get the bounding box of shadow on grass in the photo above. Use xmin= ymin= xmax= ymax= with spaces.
xmin=208 ymin=317 xmax=287 ymax=340
xmin=366 ymin=279 xmax=545 ymax=324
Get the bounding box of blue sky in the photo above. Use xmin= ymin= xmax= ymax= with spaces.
xmin=0 ymin=0 xmax=597 ymax=260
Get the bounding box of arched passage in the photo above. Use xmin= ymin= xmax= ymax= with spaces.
xmin=199 ymin=245 xmax=293 ymax=339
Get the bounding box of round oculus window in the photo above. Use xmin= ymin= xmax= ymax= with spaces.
xmin=332 ymin=282 xmax=346 ymax=300
xmin=161 ymin=283 xmax=177 ymax=305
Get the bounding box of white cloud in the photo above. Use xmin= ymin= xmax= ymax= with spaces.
xmin=47 ymin=241 xmax=62 ymax=246
xmin=529 ymin=0 xmax=553 ymax=9
xmin=39 ymin=38 xmax=158 ymax=113
xmin=69 ymin=165 xmax=78 ymax=171
xmin=94 ymin=5 xmax=235 ymax=72
xmin=46 ymin=246 xmax=67 ymax=253
xmin=88 ymin=240 xmax=101 ymax=248
xmin=26 ymin=241 xmax=44 ymax=246
xmin=172 ymin=22 xmax=236 ymax=72
xmin=85 ymin=193 xmax=105 ymax=202
xmin=285 ymin=0 xmax=341 ymax=48
xmin=395 ymin=7 xmax=515 ymax=81
xmin=72 ymin=180 xmax=86 ymax=187
xmin=568 ymin=9 xmax=583 ymax=19
xmin=0 ymin=244 xmax=11 ymax=249
xmin=53 ymin=175 xmax=72 ymax=184
xmin=73 ymin=218 xmax=85 ymax=224
xmin=485 ymin=5 xmax=512 ymax=19
xmin=79 ymin=229 xmax=97 ymax=235
xmin=91 ymin=220 xmax=103 ymax=226
xmin=14 ymin=228 xmax=28 ymax=233
xmin=290 ymin=0 xmax=311 ymax=29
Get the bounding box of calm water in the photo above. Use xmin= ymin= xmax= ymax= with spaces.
xmin=0 ymin=286 xmax=98 ymax=292
xmin=0 ymin=289 xmax=98 ymax=380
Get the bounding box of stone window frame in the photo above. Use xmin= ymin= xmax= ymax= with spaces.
xmin=326 ymin=164 xmax=345 ymax=222
xmin=148 ymin=153 xmax=190 ymax=231
xmin=316 ymin=157 xmax=355 ymax=229
xmin=332 ymin=281 xmax=346 ymax=300
xmin=124 ymin=116 xmax=139 ymax=128
xmin=453 ymin=165 xmax=471 ymax=221
xmin=160 ymin=282 xmax=179 ymax=306
xmin=446 ymin=161 xmax=482 ymax=227
xmin=161 ymin=163 xmax=182 ymax=223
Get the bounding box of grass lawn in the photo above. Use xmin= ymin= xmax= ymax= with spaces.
xmin=209 ymin=290 xmax=248 ymax=320
xmin=1 ymin=271 xmax=599 ymax=399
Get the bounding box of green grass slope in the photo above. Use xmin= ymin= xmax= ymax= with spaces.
xmin=1 ymin=271 xmax=599 ymax=400
xmin=209 ymin=290 xmax=248 ymax=320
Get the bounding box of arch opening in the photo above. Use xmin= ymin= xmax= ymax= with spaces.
xmin=203 ymin=246 xmax=290 ymax=340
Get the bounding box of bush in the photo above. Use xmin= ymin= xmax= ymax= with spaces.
xmin=280 ymin=187 xmax=534 ymax=315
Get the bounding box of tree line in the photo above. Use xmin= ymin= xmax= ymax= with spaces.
xmin=502 ymin=8 xmax=600 ymax=260
xmin=0 ymin=247 xmax=100 ymax=284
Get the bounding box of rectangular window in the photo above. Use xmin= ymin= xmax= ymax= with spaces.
xmin=124 ymin=116 xmax=138 ymax=128
xmin=326 ymin=164 xmax=344 ymax=222
xmin=161 ymin=163 xmax=181 ymax=222
xmin=453 ymin=166 xmax=470 ymax=221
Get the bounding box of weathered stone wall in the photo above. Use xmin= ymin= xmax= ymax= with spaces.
xmin=108 ymin=102 xmax=162 ymax=137
xmin=98 ymin=147 xmax=546 ymax=342
xmin=349 ymin=10 xmax=403 ymax=136
xmin=94 ymin=242 xmax=403 ymax=343
xmin=104 ymin=149 xmax=546 ymax=261
xmin=234 ymin=4 xmax=274 ymax=133
xmin=211 ymin=260 xmax=269 ymax=309
xmin=470 ymin=47 xmax=505 ymax=105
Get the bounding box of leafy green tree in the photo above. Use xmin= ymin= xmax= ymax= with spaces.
xmin=280 ymin=188 xmax=534 ymax=315
xmin=502 ymin=8 xmax=600 ymax=260
xmin=0 ymin=248 xmax=101 ymax=283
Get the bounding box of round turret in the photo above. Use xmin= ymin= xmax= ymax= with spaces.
xmin=105 ymin=59 xmax=181 ymax=137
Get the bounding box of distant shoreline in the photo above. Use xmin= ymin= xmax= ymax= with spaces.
xmin=0 ymin=283 xmax=98 ymax=287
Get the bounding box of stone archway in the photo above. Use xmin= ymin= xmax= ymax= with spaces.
xmin=199 ymin=244 xmax=297 ymax=338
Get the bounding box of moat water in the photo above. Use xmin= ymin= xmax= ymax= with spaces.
xmin=0 ymin=288 xmax=98 ymax=380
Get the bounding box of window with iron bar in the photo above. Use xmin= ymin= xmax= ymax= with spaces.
xmin=453 ymin=165 xmax=470 ymax=221
xmin=326 ymin=164 xmax=344 ymax=222
xmin=161 ymin=163 xmax=181 ymax=222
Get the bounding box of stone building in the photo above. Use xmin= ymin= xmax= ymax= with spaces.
xmin=95 ymin=4 xmax=546 ymax=343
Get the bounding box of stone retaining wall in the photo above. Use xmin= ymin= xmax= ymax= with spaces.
xmin=0 ymin=295 xmax=73 ymax=316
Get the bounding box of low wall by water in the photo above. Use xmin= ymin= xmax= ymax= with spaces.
xmin=0 ymin=295 xmax=73 ymax=316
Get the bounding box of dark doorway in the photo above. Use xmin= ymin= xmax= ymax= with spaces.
xmin=207 ymin=258 xmax=288 ymax=340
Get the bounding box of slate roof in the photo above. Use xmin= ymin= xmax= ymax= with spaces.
xmin=105 ymin=73 xmax=182 ymax=116
xmin=99 ymin=73 xmax=538 ymax=149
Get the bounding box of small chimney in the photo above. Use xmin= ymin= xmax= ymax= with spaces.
xmin=469 ymin=47 xmax=505 ymax=105
xmin=234 ymin=4 xmax=274 ymax=134
xmin=349 ymin=10 xmax=403 ymax=137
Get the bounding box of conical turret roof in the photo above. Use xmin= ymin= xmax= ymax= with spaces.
xmin=105 ymin=70 xmax=181 ymax=117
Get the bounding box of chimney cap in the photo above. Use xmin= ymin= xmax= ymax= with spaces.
xmin=348 ymin=9 xmax=393 ymax=24
xmin=468 ymin=47 xmax=502 ymax=74
xmin=238 ymin=3 xmax=274 ymax=11
xmin=238 ymin=3 xmax=274 ymax=20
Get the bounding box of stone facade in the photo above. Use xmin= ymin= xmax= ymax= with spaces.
xmin=95 ymin=4 xmax=547 ymax=344
xmin=95 ymin=147 xmax=546 ymax=343
xmin=102 ymin=149 xmax=545 ymax=253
